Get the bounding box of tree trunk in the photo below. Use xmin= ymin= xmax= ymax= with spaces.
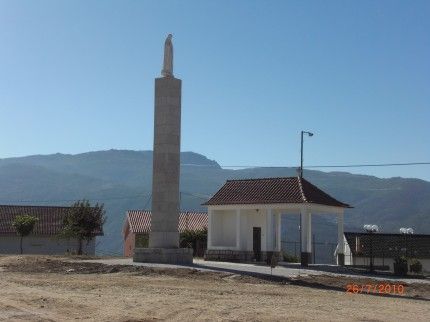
xmin=20 ymin=236 xmax=23 ymax=254
xmin=78 ymin=238 xmax=83 ymax=255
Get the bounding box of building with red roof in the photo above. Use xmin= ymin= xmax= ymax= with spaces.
xmin=0 ymin=205 xmax=103 ymax=255
xmin=123 ymin=210 xmax=207 ymax=257
xmin=203 ymin=177 xmax=351 ymax=266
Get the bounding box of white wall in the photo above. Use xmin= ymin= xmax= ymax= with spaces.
xmin=343 ymin=240 xmax=352 ymax=265
xmin=242 ymin=209 xmax=267 ymax=251
xmin=209 ymin=209 xmax=282 ymax=252
xmin=0 ymin=235 xmax=96 ymax=255
xmin=210 ymin=209 xmax=281 ymax=252
xmin=239 ymin=211 xmax=248 ymax=250
xmin=211 ymin=210 xmax=236 ymax=247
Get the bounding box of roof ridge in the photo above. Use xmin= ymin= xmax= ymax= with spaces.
xmin=297 ymin=177 xmax=308 ymax=203
xmin=345 ymin=231 xmax=430 ymax=237
xmin=127 ymin=210 xmax=207 ymax=214
xmin=127 ymin=209 xmax=151 ymax=212
xmin=226 ymin=177 xmax=297 ymax=182
xmin=0 ymin=204 xmax=72 ymax=209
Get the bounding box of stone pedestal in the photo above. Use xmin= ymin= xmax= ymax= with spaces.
xmin=134 ymin=248 xmax=193 ymax=265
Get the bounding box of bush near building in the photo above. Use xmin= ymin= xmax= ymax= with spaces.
xmin=393 ymin=256 xmax=408 ymax=276
xmin=180 ymin=228 xmax=207 ymax=257
xmin=409 ymin=258 xmax=423 ymax=274
xmin=282 ymin=252 xmax=300 ymax=263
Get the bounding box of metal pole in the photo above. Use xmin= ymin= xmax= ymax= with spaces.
xmin=382 ymin=251 xmax=384 ymax=268
xmin=299 ymin=131 xmax=303 ymax=263
xmin=300 ymin=131 xmax=304 ymax=178
xmin=313 ymin=233 xmax=316 ymax=264
xmin=370 ymin=236 xmax=374 ymax=272
xmin=299 ymin=214 xmax=301 ymax=262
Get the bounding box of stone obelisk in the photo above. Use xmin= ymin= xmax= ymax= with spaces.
xmin=134 ymin=34 xmax=193 ymax=264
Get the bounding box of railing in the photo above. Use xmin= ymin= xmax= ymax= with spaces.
xmin=281 ymin=240 xmax=340 ymax=264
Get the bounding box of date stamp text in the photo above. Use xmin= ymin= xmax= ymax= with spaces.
xmin=346 ymin=284 xmax=405 ymax=295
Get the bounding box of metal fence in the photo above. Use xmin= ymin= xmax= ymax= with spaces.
xmin=281 ymin=239 xmax=339 ymax=264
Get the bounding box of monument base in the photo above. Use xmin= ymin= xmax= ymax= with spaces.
xmin=133 ymin=247 xmax=193 ymax=265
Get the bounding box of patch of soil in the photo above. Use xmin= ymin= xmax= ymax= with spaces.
xmin=1 ymin=256 xmax=280 ymax=284
xmin=2 ymin=256 xmax=429 ymax=300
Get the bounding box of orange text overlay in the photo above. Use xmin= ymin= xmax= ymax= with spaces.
xmin=346 ymin=284 xmax=405 ymax=295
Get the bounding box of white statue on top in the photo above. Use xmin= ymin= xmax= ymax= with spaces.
xmin=161 ymin=34 xmax=173 ymax=77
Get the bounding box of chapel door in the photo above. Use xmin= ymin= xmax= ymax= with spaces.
xmin=253 ymin=227 xmax=262 ymax=261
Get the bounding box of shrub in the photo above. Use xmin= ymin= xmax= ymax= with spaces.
xmin=409 ymin=259 xmax=423 ymax=274
xmin=282 ymin=252 xmax=299 ymax=263
xmin=393 ymin=256 xmax=408 ymax=276
xmin=135 ymin=233 xmax=149 ymax=248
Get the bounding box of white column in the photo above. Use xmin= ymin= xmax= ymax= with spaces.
xmin=207 ymin=209 xmax=213 ymax=249
xmin=266 ymin=209 xmax=274 ymax=251
xmin=307 ymin=212 xmax=312 ymax=253
xmin=241 ymin=212 xmax=248 ymax=251
xmin=276 ymin=213 xmax=282 ymax=251
xmin=337 ymin=211 xmax=345 ymax=254
xmin=300 ymin=208 xmax=312 ymax=253
xmin=236 ymin=209 xmax=241 ymax=250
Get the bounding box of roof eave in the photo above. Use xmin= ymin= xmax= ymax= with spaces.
xmin=204 ymin=202 xmax=349 ymax=213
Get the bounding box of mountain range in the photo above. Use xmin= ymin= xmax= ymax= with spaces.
xmin=1 ymin=149 xmax=429 ymax=257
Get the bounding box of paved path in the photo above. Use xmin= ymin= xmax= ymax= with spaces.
xmin=75 ymin=258 xmax=430 ymax=284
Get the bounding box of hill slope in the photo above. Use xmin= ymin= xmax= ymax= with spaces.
xmin=1 ymin=150 xmax=429 ymax=255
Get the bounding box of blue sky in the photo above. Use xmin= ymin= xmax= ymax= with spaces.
xmin=0 ymin=1 xmax=429 ymax=181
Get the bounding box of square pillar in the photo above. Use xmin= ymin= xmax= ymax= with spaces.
xmin=236 ymin=209 xmax=241 ymax=250
xmin=266 ymin=209 xmax=274 ymax=251
xmin=241 ymin=211 xmax=248 ymax=251
xmin=207 ymin=209 xmax=213 ymax=249
xmin=300 ymin=208 xmax=312 ymax=266
xmin=276 ymin=213 xmax=282 ymax=252
xmin=337 ymin=211 xmax=345 ymax=266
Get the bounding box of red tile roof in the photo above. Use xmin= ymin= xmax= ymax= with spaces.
xmin=202 ymin=177 xmax=351 ymax=208
xmin=125 ymin=210 xmax=207 ymax=234
xmin=0 ymin=205 xmax=104 ymax=236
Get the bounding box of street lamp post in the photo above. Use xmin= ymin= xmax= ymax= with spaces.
xmin=299 ymin=130 xmax=313 ymax=266
xmin=300 ymin=130 xmax=314 ymax=178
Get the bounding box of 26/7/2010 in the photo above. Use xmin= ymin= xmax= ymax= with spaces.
xmin=346 ymin=284 xmax=405 ymax=295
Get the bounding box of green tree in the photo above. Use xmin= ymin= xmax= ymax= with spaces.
xmin=12 ymin=215 xmax=38 ymax=254
xmin=60 ymin=200 xmax=106 ymax=255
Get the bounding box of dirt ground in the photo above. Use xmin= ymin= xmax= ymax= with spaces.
xmin=0 ymin=256 xmax=429 ymax=321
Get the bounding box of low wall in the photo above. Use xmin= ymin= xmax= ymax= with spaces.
xmin=351 ymin=256 xmax=430 ymax=274
xmin=205 ymin=250 xmax=281 ymax=263
xmin=0 ymin=235 xmax=96 ymax=255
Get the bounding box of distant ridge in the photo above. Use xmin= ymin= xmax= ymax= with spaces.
xmin=0 ymin=149 xmax=429 ymax=254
